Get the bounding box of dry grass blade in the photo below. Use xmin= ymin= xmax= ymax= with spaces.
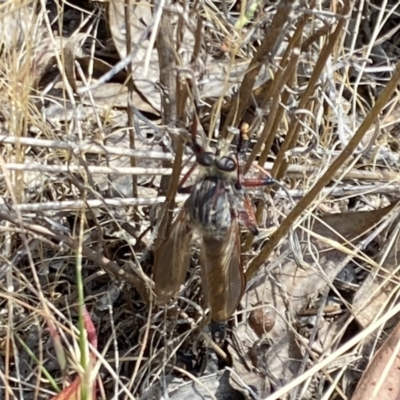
xmin=2 ymin=0 xmax=400 ymax=399
xmin=0 ymin=209 xmax=153 ymax=302
xmin=272 ymin=0 xmax=351 ymax=180
xmin=266 ymin=301 xmax=400 ymax=400
xmin=246 ymin=59 xmax=400 ymax=280
xmin=221 ymin=0 xmax=298 ymax=137
xmin=351 ymin=320 xmax=400 ymax=400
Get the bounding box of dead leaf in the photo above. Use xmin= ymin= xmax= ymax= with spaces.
xmin=168 ymin=370 xmax=242 ymax=400
xmin=353 ymin=209 xmax=400 ymax=328
xmin=228 ymin=339 xmax=272 ymax=399
xmin=229 ymin=328 xmax=302 ymax=399
xmin=231 ymin=204 xmax=398 ymax=394
xmin=79 ymin=56 xmax=128 ymax=83
xmin=32 ymin=36 xmax=65 ymax=90
xmin=351 ymin=320 xmax=400 ymax=400
xmin=88 ymin=81 xmax=158 ymax=113
xmin=108 ymin=0 xmax=161 ymax=112
xmin=61 ymin=30 xmax=160 ymax=115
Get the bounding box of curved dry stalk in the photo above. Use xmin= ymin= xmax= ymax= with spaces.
xmin=272 ymin=0 xmax=352 ymax=181
xmin=221 ymin=0 xmax=298 ymax=138
xmin=246 ymin=58 xmax=400 ymax=280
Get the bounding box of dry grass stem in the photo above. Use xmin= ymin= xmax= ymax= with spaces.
xmin=2 ymin=1 xmax=400 ymax=399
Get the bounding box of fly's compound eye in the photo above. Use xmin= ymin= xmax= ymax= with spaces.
xmin=196 ymin=152 xmax=215 ymax=167
xmin=216 ymin=156 xmax=237 ymax=172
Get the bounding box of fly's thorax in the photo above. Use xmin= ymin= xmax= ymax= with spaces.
xmin=197 ymin=162 xmax=238 ymax=180
xmin=186 ymin=175 xmax=235 ymax=234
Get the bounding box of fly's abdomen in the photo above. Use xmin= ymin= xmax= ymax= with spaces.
xmin=187 ymin=177 xmax=232 ymax=233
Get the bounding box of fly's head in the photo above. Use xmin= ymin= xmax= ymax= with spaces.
xmin=195 ymin=150 xmax=238 ymax=182
xmin=189 ymin=116 xmax=239 ymax=186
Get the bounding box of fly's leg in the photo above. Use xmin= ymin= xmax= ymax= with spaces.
xmin=235 ymin=123 xmax=275 ymax=190
xmin=239 ymin=194 xmax=259 ymax=235
xmin=235 ymin=123 xmax=250 ymax=190
xmin=234 ymin=123 xmax=275 ymax=234
xmin=242 ymin=177 xmax=275 ymax=187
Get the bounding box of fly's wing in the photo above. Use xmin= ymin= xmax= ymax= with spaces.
xmin=153 ymin=208 xmax=193 ymax=305
xmin=200 ymin=220 xmax=245 ymax=322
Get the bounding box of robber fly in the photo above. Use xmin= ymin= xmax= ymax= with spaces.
xmin=153 ymin=117 xmax=274 ymax=322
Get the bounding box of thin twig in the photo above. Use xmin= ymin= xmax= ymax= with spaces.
xmin=1 ymin=163 xmax=172 ymax=175
xmin=0 ymin=196 xmax=188 ymax=213
xmin=0 ymin=135 xmax=173 ymax=161
xmin=3 ymin=161 xmax=399 ymax=181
